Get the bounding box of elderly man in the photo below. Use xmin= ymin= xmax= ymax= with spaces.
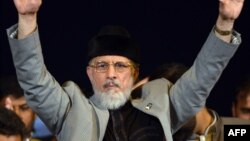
xmin=7 ymin=0 xmax=244 ymax=141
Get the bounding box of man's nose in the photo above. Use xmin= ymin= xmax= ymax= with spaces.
xmin=106 ymin=64 xmax=117 ymax=79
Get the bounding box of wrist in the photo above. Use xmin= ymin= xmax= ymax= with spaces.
xmin=18 ymin=14 xmax=37 ymax=39
xmin=215 ymin=16 xmax=234 ymax=33
xmin=214 ymin=25 xmax=232 ymax=36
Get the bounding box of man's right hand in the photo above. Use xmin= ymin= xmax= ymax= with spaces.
xmin=13 ymin=0 xmax=42 ymax=39
xmin=14 ymin=0 xmax=42 ymax=15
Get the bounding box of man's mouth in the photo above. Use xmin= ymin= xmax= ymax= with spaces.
xmin=104 ymin=82 xmax=119 ymax=89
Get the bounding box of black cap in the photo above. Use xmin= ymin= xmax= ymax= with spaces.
xmin=87 ymin=25 xmax=140 ymax=64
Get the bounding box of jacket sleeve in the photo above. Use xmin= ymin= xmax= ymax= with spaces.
xmin=7 ymin=24 xmax=71 ymax=134
xmin=170 ymin=29 xmax=241 ymax=133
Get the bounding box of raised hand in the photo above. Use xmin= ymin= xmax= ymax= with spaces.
xmin=219 ymin=0 xmax=245 ymax=21
xmin=13 ymin=0 xmax=42 ymax=39
xmin=215 ymin=0 xmax=244 ymax=42
xmin=13 ymin=0 xmax=42 ymax=15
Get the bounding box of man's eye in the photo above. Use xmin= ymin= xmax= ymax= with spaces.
xmin=20 ymin=105 xmax=30 ymax=111
xmin=96 ymin=63 xmax=108 ymax=68
xmin=115 ymin=63 xmax=127 ymax=68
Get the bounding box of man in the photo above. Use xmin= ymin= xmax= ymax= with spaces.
xmin=232 ymin=75 xmax=250 ymax=120
xmin=0 ymin=76 xmax=55 ymax=141
xmin=6 ymin=0 xmax=244 ymax=141
xmin=0 ymin=106 xmax=26 ymax=141
xmin=0 ymin=76 xmax=36 ymax=140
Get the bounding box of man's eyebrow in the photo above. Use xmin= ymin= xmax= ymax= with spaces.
xmin=19 ymin=102 xmax=29 ymax=107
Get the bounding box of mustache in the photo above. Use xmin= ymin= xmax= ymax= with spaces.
xmin=103 ymin=79 xmax=120 ymax=88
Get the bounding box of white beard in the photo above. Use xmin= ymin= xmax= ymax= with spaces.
xmin=91 ymin=79 xmax=133 ymax=110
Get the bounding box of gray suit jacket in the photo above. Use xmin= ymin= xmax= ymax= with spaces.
xmin=7 ymin=24 xmax=241 ymax=141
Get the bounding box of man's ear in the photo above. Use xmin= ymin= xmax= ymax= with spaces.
xmin=4 ymin=97 xmax=13 ymax=111
xmin=133 ymin=68 xmax=139 ymax=82
xmin=86 ymin=67 xmax=93 ymax=82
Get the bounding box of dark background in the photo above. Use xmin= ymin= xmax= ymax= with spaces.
xmin=1 ymin=0 xmax=250 ymax=116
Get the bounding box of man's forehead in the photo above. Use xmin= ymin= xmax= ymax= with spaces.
xmin=8 ymin=96 xmax=27 ymax=105
xmin=91 ymin=55 xmax=130 ymax=62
